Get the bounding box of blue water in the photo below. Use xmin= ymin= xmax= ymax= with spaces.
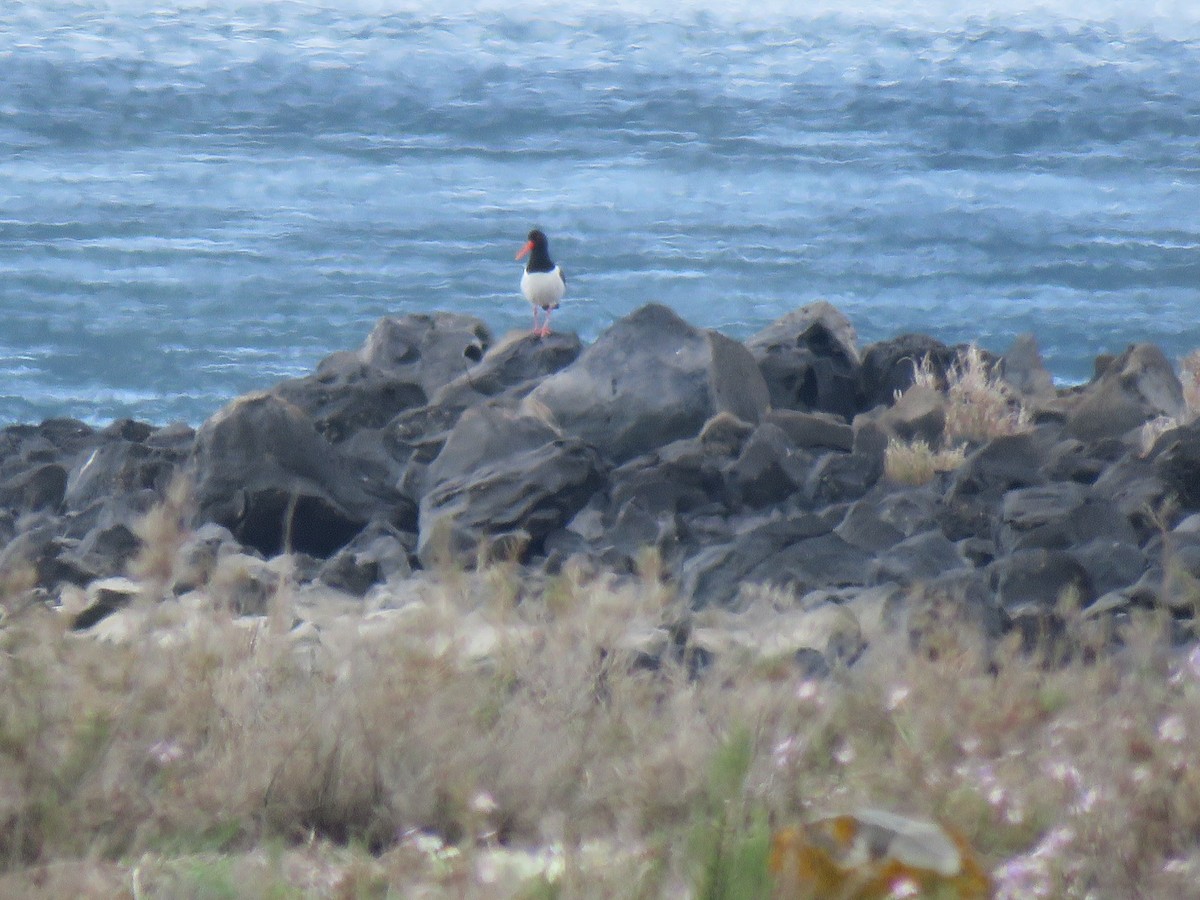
xmin=3 ymin=0 xmax=1200 ymax=427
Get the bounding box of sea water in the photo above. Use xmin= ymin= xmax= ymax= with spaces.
xmin=2 ymin=0 xmax=1200 ymax=426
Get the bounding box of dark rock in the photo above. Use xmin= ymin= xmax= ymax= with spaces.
xmin=1000 ymin=334 xmax=1055 ymax=398
xmin=432 ymin=331 xmax=582 ymax=407
xmin=146 ymin=422 xmax=197 ymax=450
xmin=358 ymin=312 xmax=492 ymax=394
xmin=951 ymin=433 xmax=1048 ymax=501
xmin=64 ymin=440 xmax=183 ymax=513
xmin=0 ymin=463 xmax=67 ymax=513
xmin=859 ymin=334 xmax=956 ymax=410
xmin=745 ymin=301 xmax=861 ymax=418
xmin=529 ymin=304 xmax=770 ymax=463
xmin=191 ymin=393 xmax=404 ymax=558
xmin=728 ymin=423 xmax=813 ymax=508
xmin=1073 ymin=539 xmax=1147 ymax=597
xmin=424 ymin=405 xmax=560 ymax=497
xmin=805 ymin=450 xmax=881 ymax=505
xmin=1151 ymin=421 xmax=1200 ymax=511
xmin=1090 ymin=455 xmax=1171 ymax=537
xmin=417 ymin=437 xmax=604 ymax=567
xmin=319 ymin=520 xmax=414 ymax=595
xmin=870 ymin=529 xmax=964 ymax=585
xmin=991 ymin=549 xmax=1095 ymax=611
xmin=763 ymin=409 xmax=854 ymax=452
xmin=1042 ymin=438 xmax=1108 ymax=485
xmin=273 ymin=359 xmax=427 ymax=444
xmin=863 ymin=385 xmax=946 ymax=446
xmin=678 ymin=512 xmax=838 ymax=607
xmin=999 ymin=485 xmax=1139 ymax=553
xmin=56 ymin=522 xmax=140 ymax=583
xmin=1067 ymin=343 xmax=1184 ymax=444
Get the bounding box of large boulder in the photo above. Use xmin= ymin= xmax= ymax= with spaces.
xmin=1067 ymin=344 xmax=1184 ymax=444
xmin=859 ymin=335 xmax=956 ymax=410
xmin=191 ymin=393 xmax=407 ymax=558
xmin=417 ymin=435 xmax=604 ymax=568
xmin=431 ymin=331 xmax=582 ymax=408
xmin=273 ymin=313 xmax=492 ymax=443
xmin=528 ymin=304 xmax=770 ymax=463
xmin=745 ymin=301 xmax=861 ymax=418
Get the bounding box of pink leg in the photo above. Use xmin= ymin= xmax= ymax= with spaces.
xmin=538 ymin=307 xmax=553 ymax=336
xmin=531 ymin=306 xmax=540 ymax=334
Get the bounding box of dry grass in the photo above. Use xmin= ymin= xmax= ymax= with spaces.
xmin=2 ymin=537 xmax=1200 ymax=899
xmin=883 ymin=438 xmax=967 ymax=487
xmin=909 ymin=344 xmax=1032 ymax=445
xmin=885 ymin=345 xmax=1030 ymax=485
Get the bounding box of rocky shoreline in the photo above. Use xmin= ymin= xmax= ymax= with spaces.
xmin=3 ymin=301 xmax=1199 ymax=663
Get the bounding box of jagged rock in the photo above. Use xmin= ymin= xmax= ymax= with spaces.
xmin=319 ymin=520 xmax=414 ymax=595
xmin=358 ymin=312 xmax=492 ymax=395
xmin=728 ymin=423 xmax=813 ymax=508
xmin=432 ymin=331 xmax=582 ymax=407
xmin=763 ymin=409 xmax=854 ymax=452
xmin=864 ymin=384 xmax=946 ymax=446
xmin=870 ymin=529 xmax=964 ymax=586
xmin=805 ymin=450 xmax=881 ymax=505
xmin=1067 ymin=344 xmax=1184 ymax=444
xmin=999 ymin=484 xmax=1138 ymax=553
xmin=424 ymin=404 xmax=561 ymax=497
xmin=273 ymin=312 xmax=493 ymax=443
xmin=859 ymin=334 xmax=956 ymax=410
xmin=529 ymin=304 xmax=770 ymax=463
xmin=745 ymin=301 xmax=861 ymax=418
xmin=950 ymin=433 xmax=1048 ymax=501
xmin=1150 ymin=421 xmax=1200 ymax=511
xmin=417 ymin=437 xmax=604 ymax=567
xmin=191 ymin=392 xmax=409 ymax=558
xmin=1000 ymin=333 xmax=1056 ymax=398
xmin=0 ymin=463 xmax=67 ymax=513
xmin=1073 ymin=538 xmax=1147 ymax=597
xmin=991 ymin=548 xmax=1095 ymax=611
xmin=64 ymin=439 xmax=184 ymax=513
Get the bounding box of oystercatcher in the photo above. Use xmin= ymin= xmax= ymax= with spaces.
xmin=515 ymin=228 xmax=565 ymax=337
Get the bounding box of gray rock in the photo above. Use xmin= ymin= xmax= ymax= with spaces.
xmin=745 ymin=301 xmax=861 ymax=418
xmin=865 ymin=384 xmax=946 ymax=446
xmin=319 ymin=520 xmax=414 ymax=595
xmin=431 ymin=330 xmax=582 ymax=407
xmin=805 ymin=450 xmax=881 ymax=505
xmin=529 ymin=304 xmax=770 ymax=463
xmin=763 ymin=409 xmax=854 ymax=452
xmin=1000 ymin=333 xmax=1056 ymax=398
xmin=678 ymin=512 xmax=837 ymax=608
xmin=728 ymin=423 xmax=813 ymax=508
xmin=1151 ymin=421 xmax=1200 ymax=511
xmin=859 ymin=334 xmax=956 ymax=410
xmin=417 ymin=437 xmax=604 ymax=567
xmin=1067 ymin=343 xmax=1184 ymax=444
xmin=870 ymin=529 xmax=964 ymax=585
xmin=951 ymin=432 xmax=1048 ymax=501
xmin=424 ymin=404 xmax=560 ymax=497
xmin=0 ymin=463 xmax=67 ymax=513
xmin=357 ymin=312 xmax=492 ymax=395
xmin=991 ymin=549 xmax=1095 ymax=611
xmin=191 ymin=392 xmax=404 ymax=558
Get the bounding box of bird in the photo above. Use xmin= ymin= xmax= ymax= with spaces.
xmin=515 ymin=228 xmax=565 ymax=337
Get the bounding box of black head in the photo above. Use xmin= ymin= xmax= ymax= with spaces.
xmin=517 ymin=228 xmax=555 ymax=271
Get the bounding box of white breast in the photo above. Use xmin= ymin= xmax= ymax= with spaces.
xmin=521 ymin=267 xmax=565 ymax=309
